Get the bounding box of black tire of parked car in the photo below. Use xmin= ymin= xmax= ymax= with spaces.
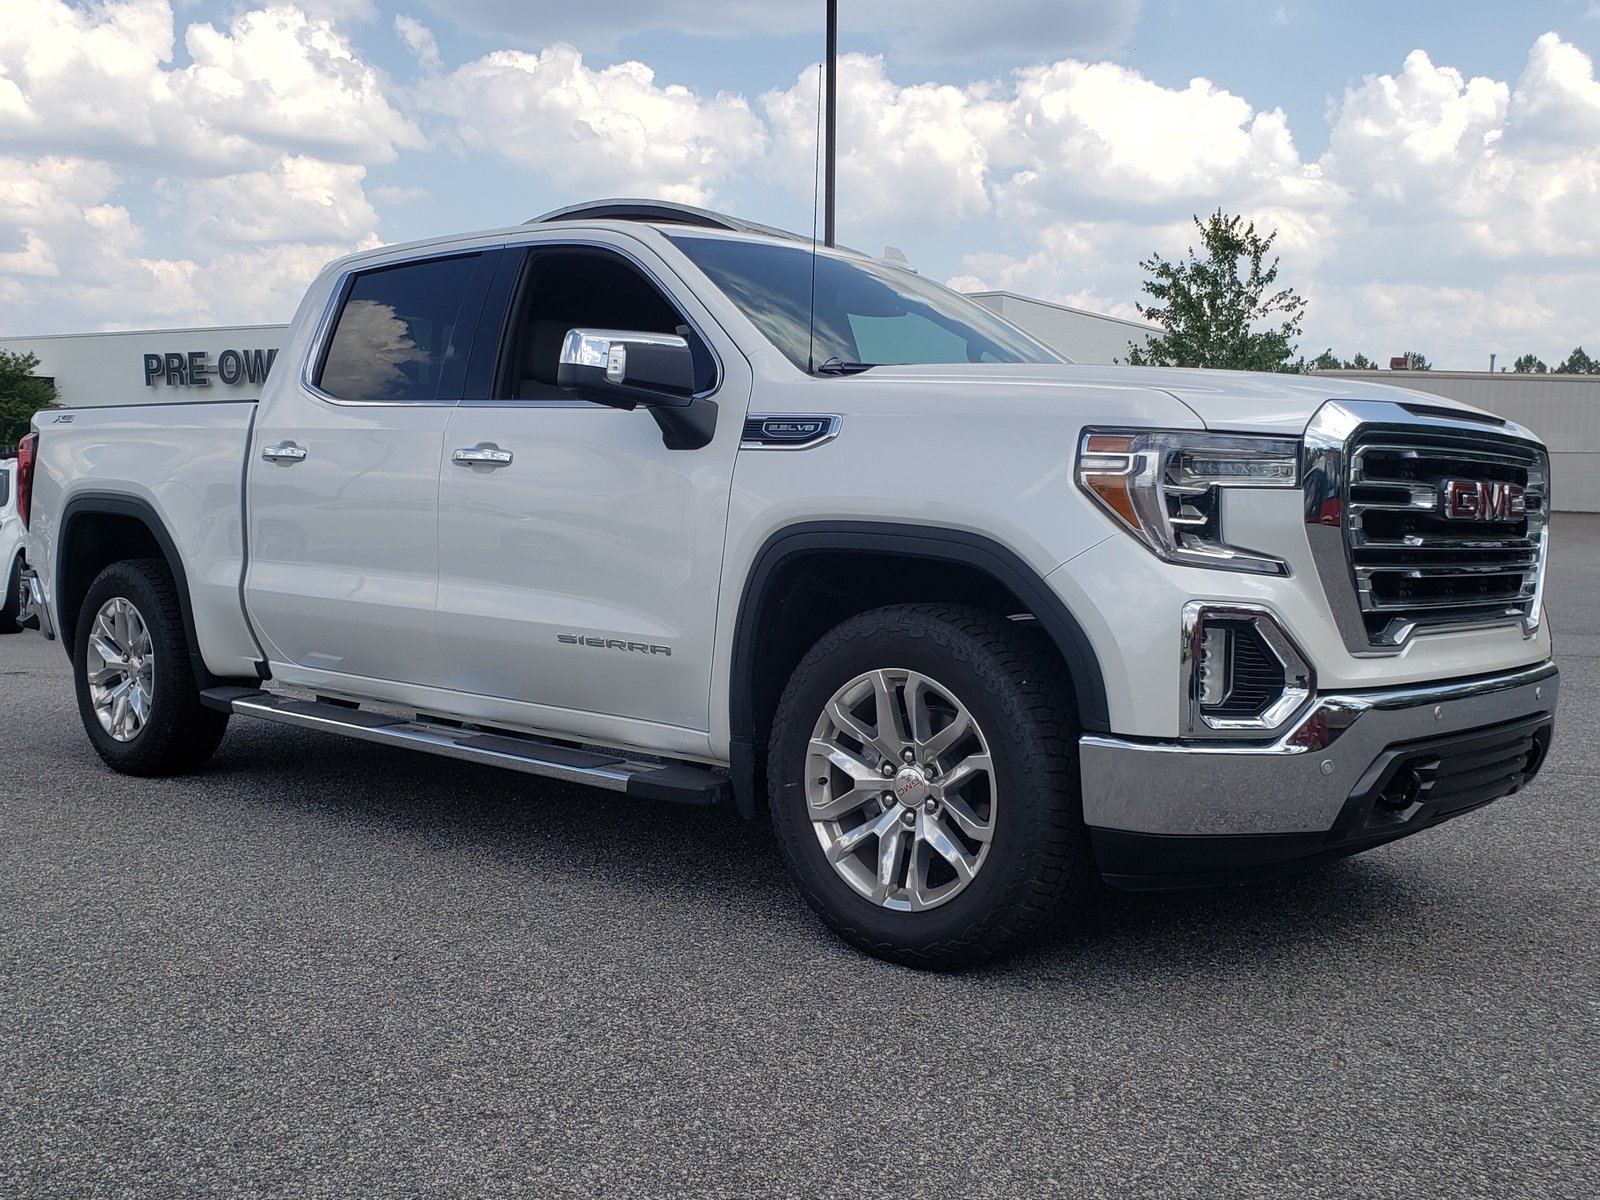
xmin=72 ymin=558 xmax=228 ymax=776
xmin=768 ymin=604 xmax=1093 ymax=970
xmin=0 ymin=555 xmax=20 ymax=634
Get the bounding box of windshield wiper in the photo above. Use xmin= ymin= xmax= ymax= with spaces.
xmin=814 ymin=357 xmax=874 ymax=375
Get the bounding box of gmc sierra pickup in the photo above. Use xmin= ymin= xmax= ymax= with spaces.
xmin=15 ymin=199 xmax=1558 ymax=967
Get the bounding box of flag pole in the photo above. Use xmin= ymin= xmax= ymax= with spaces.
xmin=824 ymin=0 xmax=837 ymax=247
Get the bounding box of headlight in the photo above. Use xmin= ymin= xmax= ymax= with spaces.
xmin=1076 ymin=429 xmax=1299 ymax=575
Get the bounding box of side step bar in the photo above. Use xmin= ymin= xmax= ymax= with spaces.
xmin=200 ymin=687 xmax=728 ymax=805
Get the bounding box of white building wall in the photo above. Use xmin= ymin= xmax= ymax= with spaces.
xmin=1322 ymin=370 xmax=1600 ymax=513
xmin=1 ymin=326 xmax=289 ymax=410
xmin=968 ymin=291 xmax=1157 ymax=365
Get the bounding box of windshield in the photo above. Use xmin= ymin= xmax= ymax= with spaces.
xmin=668 ymin=233 xmax=1062 ymax=372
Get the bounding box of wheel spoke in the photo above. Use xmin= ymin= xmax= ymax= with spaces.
xmin=904 ymin=673 xmax=934 ymax=744
xmin=86 ymin=644 xmax=129 ymax=685
xmin=827 ymin=806 xmax=898 ymax=864
xmin=810 ymin=783 xmax=884 ymax=822
xmin=94 ymin=613 xmax=124 ymax=658
xmin=825 ymin=700 xmax=879 ymax=752
xmin=905 ymin=839 xmax=932 ymax=908
xmin=809 ymin=738 xmax=881 ymax=786
xmin=933 ymin=754 xmax=991 ymax=796
xmin=920 ymin=709 xmax=972 ymax=762
xmin=870 ymin=670 xmax=910 ymax=755
xmin=921 ymin=814 xmax=979 ymax=884
xmin=872 ymin=824 xmax=906 ymax=903
xmin=111 ymin=693 xmax=132 ymax=739
xmin=128 ymin=684 xmax=151 ymax=730
xmin=939 ymin=793 xmax=994 ymax=843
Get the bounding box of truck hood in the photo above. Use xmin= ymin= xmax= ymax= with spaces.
xmin=857 ymin=362 xmax=1490 ymax=437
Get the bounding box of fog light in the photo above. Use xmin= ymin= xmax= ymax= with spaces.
xmin=1198 ymin=626 xmax=1231 ymax=707
xmin=1183 ymin=603 xmax=1314 ymax=738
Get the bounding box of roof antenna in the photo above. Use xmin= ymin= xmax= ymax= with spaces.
xmin=807 ymin=54 xmax=823 ymax=374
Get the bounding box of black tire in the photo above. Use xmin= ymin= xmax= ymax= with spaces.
xmin=0 ymin=554 xmax=20 ymax=634
xmin=768 ymin=604 xmax=1092 ymax=969
xmin=72 ymin=558 xmax=228 ymax=776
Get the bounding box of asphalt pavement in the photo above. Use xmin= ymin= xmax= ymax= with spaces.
xmin=2 ymin=519 xmax=1597 ymax=1198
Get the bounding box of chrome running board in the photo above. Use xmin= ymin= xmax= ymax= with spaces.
xmin=200 ymin=687 xmax=728 ymax=805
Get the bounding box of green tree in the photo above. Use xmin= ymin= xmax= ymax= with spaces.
xmin=1125 ymin=210 xmax=1307 ymax=371
xmin=1346 ymin=352 xmax=1377 ymax=370
xmin=1512 ymin=354 xmax=1548 ymax=374
xmin=0 ymin=350 xmax=58 ymax=453
xmin=1310 ymin=348 xmax=1342 ymax=371
xmin=1399 ymin=350 xmax=1431 ymax=371
xmin=1554 ymin=346 xmax=1600 ymax=374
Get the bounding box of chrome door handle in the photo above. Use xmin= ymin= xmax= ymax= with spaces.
xmin=452 ymin=444 xmax=514 ymax=468
xmin=261 ymin=442 xmax=308 ymax=464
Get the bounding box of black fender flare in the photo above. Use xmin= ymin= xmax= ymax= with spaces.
xmin=56 ymin=493 xmax=253 ymax=690
xmin=728 ymin=520 xmax=1110 ymax=816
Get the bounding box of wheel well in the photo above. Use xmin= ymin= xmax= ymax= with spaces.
xmin=730 ymin=526 xmax=1109 ymax=818
xmin=58 ymin=511 xmax=165 ymax=651
xmin=746 ymin=551 xmax=1034 ymax=751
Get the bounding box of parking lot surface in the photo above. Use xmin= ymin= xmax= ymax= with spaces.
xmin=3 ymin=519 xmax=1597 ymax=1199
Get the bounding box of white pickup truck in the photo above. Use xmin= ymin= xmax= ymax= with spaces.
xmin=15 ymin=200 xmax=1558 ymax=967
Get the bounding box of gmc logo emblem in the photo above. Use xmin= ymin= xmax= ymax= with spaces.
xmin=1442 ymin=479 xmax=1526 ymax=521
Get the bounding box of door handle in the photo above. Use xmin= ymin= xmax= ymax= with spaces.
xmin=261 ymin=442 xmax=308 ymax=464
xmin=452 ymin=444 xmax=514 ymax=468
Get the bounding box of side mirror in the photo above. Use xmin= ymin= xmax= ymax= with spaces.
xmin=557 ymin=329 xmax=695 ymax=410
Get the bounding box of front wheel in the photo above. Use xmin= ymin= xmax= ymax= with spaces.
xmin=768 ymin=604 xmax=1092 ymax=969
xmin=72 ymin=559 xmax=228 ymax=776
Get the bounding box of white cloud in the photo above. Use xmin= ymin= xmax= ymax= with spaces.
xmin=0 ymin=0 xmax=422 ymax=172
xmin=0 ymin=154 xmax=210 ymax=331
xmin=928 ymin=35 xmax=1600 ymax=365
xmin=173 ymin=6 xmax=424 ymax=167
xmin=0 ymin=3 xmax=406 ymax=334
xmin=158 ymin=157 xmax=380 ymax=248
xmin=419 ymin=44 xmax=765 ymax=205
xmin=761 ymin=56 xmax=1003 ymax=233
xmin=394 ymin=13 xmax=442 ymax=74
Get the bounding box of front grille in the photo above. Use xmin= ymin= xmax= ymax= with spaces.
xmin=1305 ymin=402 xmax=1551 ymax=652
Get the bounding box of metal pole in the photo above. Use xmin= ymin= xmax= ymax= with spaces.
xmin=824 ymin=0 xmax=837 ymax=247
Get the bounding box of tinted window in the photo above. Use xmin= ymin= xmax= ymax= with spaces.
xmin=669 ymin=234 xmax=1060 ymax=372
xmin=0 ymin=466 xmax=9 ymax=509
xmin=317 ymin=254 xmax=483 ymax=402
xmin=500 ymin=248 xmax=715 ymax=400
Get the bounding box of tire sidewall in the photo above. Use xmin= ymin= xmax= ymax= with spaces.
xmin=770 ymin=611 xmax=1066 ymax=955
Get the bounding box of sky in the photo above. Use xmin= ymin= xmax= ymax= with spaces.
xmin=4 ymin=1 xmax=1600 ymax=369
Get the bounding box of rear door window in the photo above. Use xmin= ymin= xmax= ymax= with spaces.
xmin=315 ymin=253 xmax=490 ymax=403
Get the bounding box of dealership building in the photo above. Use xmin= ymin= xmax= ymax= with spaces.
xmin=4 ymin=304 xmax=1598 ymax=511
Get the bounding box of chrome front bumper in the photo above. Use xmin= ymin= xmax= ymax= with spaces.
xmin=1081 ymin=660 xmax=1558 ymax=840
xmin=18 ymin=565 xmax=54 ymax=641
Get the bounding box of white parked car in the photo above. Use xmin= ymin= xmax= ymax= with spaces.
xmin=0 ymin=457 xmax=24 ymax=633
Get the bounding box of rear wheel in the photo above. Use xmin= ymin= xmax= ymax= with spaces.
xmin=768 ymin=604 xmax=1091 ymax=969
xmin=72 ymin=559 xmax=228 ymax=775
